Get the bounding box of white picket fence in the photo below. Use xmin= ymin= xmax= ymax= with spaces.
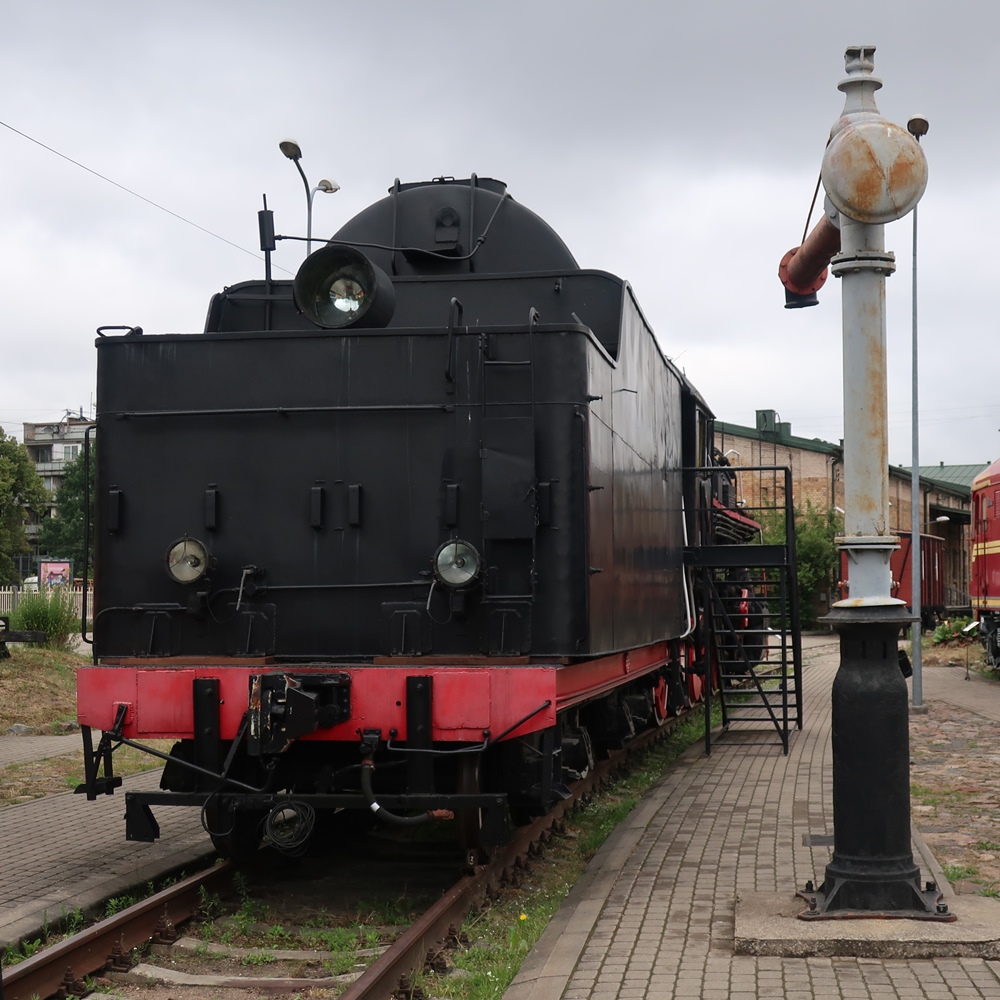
xmin=0 ymin=585 xmax=93 ymax=618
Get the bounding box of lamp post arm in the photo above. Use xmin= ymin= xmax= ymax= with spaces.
xmin=290 ymin=158 xmax=314 ymax=254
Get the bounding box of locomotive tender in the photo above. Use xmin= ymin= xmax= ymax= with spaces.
xmin=77 ymin=175 xmax=748 ymax=856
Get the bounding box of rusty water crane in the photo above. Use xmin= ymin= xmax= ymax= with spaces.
xmin=781 ymin=46 xmax=947 ymax=920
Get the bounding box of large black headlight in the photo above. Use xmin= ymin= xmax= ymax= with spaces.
xmin=293 ymin=245 xmax=395 ymax=329
xmin=433 ymin=540 xmax=481 ymax=588
xmin=164 ymin=536 xmax=212 ymax=584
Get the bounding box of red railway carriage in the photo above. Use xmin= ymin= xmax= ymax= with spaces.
xmin=971 ymin=458 xmax=1000 ymax=666
xmin=838 ymin=531 xmax=945 ymax=627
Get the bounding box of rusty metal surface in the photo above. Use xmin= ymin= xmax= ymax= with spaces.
xmin=779 ymin=214 xmax=841 ymax=294
xmin=833 ymin=217 xmax=896 ymax=603
xmin=821 ymin=46 xmax=925 ymax=607
xmin=823 ymin=119 xmax=927 ymax=225
xmin=821 ymin=45 xmax=927 ymax=227
xmin=1 ymin=863 xmax=233 ymax=1000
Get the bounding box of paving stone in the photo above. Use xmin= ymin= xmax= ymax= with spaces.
xmin=503 ymin=638 xmax=1000 ymax=999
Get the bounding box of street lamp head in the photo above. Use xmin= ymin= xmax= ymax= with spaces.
xmin=935 ymin=515 xmax=950 ymax=523
xmin=316 ymin=179 xmax=340 ymax=194
xmin=279 ymin=139 xmax=303 ymax=161
xmin=907 ymin=115 xmax=929 ymax=140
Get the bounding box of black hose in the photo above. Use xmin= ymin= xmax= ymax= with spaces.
xmin=264 ymin=800 xmax=316 ymax=855
xmin=359 ymin=761 xmax=452 ymax=826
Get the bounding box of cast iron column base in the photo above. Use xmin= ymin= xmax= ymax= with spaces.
xmin=799 ymin=605 xmax=955 ymax=922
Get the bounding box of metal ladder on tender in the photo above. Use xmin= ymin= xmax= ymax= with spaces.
xmin=685 ymin=465 xmax=803 ymax=755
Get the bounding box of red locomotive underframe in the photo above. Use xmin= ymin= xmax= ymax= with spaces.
xmin=77 ymin=641 xmax=672 ymax=744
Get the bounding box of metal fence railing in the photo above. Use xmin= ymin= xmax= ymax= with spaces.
xmin=0 ymin=586 xmax=93 ymax=618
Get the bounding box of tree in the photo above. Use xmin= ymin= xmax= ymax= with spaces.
xmin=760 ymin=500 xmax=840 ymax=626
xmin=792 ymin=503 xmax=841 ymax=624
xmin=38 ymin=449 xmax=95 ymax=574
xmin=0 ymin=430 xmax=48 ymax=584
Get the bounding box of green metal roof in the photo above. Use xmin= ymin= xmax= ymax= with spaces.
xmin=901 ymin=464 xmax=991 ymax=490
xmin=716 ymin=420 xmax=977 ymax=499
xmin=714 ymin=421 xmax=842 ymax=456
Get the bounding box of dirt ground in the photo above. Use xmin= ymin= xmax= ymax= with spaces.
xmin=908 ymin=651 xmax=1000 ymax=897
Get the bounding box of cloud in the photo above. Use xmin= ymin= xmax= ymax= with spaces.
xmin=1 ymin=0 xmax=997 ymax=468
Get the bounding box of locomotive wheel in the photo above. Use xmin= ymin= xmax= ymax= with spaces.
xmin=456 ymin=754 xmax=484 ymax=862
xmin=688 ymin=668 xmax=704 ymax=703
xmin=651 ymin=674 xmax=670 ymax=726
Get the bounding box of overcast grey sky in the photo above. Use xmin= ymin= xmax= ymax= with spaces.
xmin=2 ymin=1 xmax=996 ymax=467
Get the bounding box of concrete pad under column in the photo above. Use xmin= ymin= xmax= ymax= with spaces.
xmin=735 ymin=891 xmax=1000 ymax=959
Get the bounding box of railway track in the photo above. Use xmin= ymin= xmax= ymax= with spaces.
xmin=0 ymin=709 xmax=692 ymax=1000
xmin=0 ymin=864 xmax=235 ymax=1000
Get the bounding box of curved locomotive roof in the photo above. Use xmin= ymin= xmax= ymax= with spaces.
xmin=330 ymin=176 xmax=579 ymax=277
xmin=973 ymin=458 xmax=1000 ymax=492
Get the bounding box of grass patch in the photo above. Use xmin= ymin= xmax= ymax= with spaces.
xmin=0 ymin=646 xmax=85 ymax=730
xmin=910 ymin=784 xmax=971 ymax=809
xmin=0 ymin=645 xmax=170 ymax=807
xmin=241 ymin=950 xmax=277 ymax=966
xmin=0 ymin=741 xmax=174 ymax=807
xmin=193 ymin=881 xmax=386 ymax=979
xmin=417 ymin=707 xmax=715 ymax=999
xmin=2 ymin=936 xmax=42 ymax=967
xmin=431 ymin=901 xmax=551 ymax=999
xmin=576 ymin=798 xmax=637 ymax=859
xmin=3 ymin=875 xmax=185 ymax=965
xmin=942 ymin=863 xmax=979 ymax=883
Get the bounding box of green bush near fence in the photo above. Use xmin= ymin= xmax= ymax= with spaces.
xmin=8 ymin=591 xmax=79 ymax=650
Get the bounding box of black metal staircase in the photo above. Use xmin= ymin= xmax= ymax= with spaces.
xmin=685 ymin=465 xmax=803 ymax=755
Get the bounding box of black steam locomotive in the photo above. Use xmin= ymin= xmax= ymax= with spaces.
xmin=77 ymin=175 xmax=758 ymax=857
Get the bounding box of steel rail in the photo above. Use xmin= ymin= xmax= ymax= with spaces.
xmin=0 ymin=702 xmax=691 ymax=999
xmin=1 ymin=862 xmax=232 ymax=1000
xmin=339 ymin=715 xmax=676 ymax=1000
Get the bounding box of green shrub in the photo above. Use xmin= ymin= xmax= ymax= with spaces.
xmin=931 ymin=617 xmax=976 ymax=646
xmin=9 ymin=590 xmax=79 ymax=650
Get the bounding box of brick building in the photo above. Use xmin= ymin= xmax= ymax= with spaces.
xmin=715 ymin=411 xmax=977 ymax=614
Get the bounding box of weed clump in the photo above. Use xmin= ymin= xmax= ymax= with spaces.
xmin=9 ymin=591 xmax=79 ymax=650
xmin=931 ymin=617 xmax=977 ymax=646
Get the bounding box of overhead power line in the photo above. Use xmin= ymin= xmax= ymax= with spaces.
xmin=0 ymin=118 xmax=288 ymax=270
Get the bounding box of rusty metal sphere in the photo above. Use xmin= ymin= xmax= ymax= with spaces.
xmin=822 ymin=118 xmax=927 ymax=225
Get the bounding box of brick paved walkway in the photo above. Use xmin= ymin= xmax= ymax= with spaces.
xmin=506 ymin=638 xmax=1000 ymax=1000
xmin=0 ymin=768 xmax=212 ymax=947
xmin=0 ymin=733 xmax=82 ymax=765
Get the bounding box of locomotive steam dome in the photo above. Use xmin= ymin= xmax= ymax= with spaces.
xmin=329 ymin=176 xmax=579 ymax=277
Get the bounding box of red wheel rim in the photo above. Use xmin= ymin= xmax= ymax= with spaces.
xmin=652 ymin=674 xmax=669 ymax=724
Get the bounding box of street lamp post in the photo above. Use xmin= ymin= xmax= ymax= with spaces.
xmin=908 ymin=115 xmax=929 ymax=711
xmin=279 ymin=140 xmax=339 ymax=255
